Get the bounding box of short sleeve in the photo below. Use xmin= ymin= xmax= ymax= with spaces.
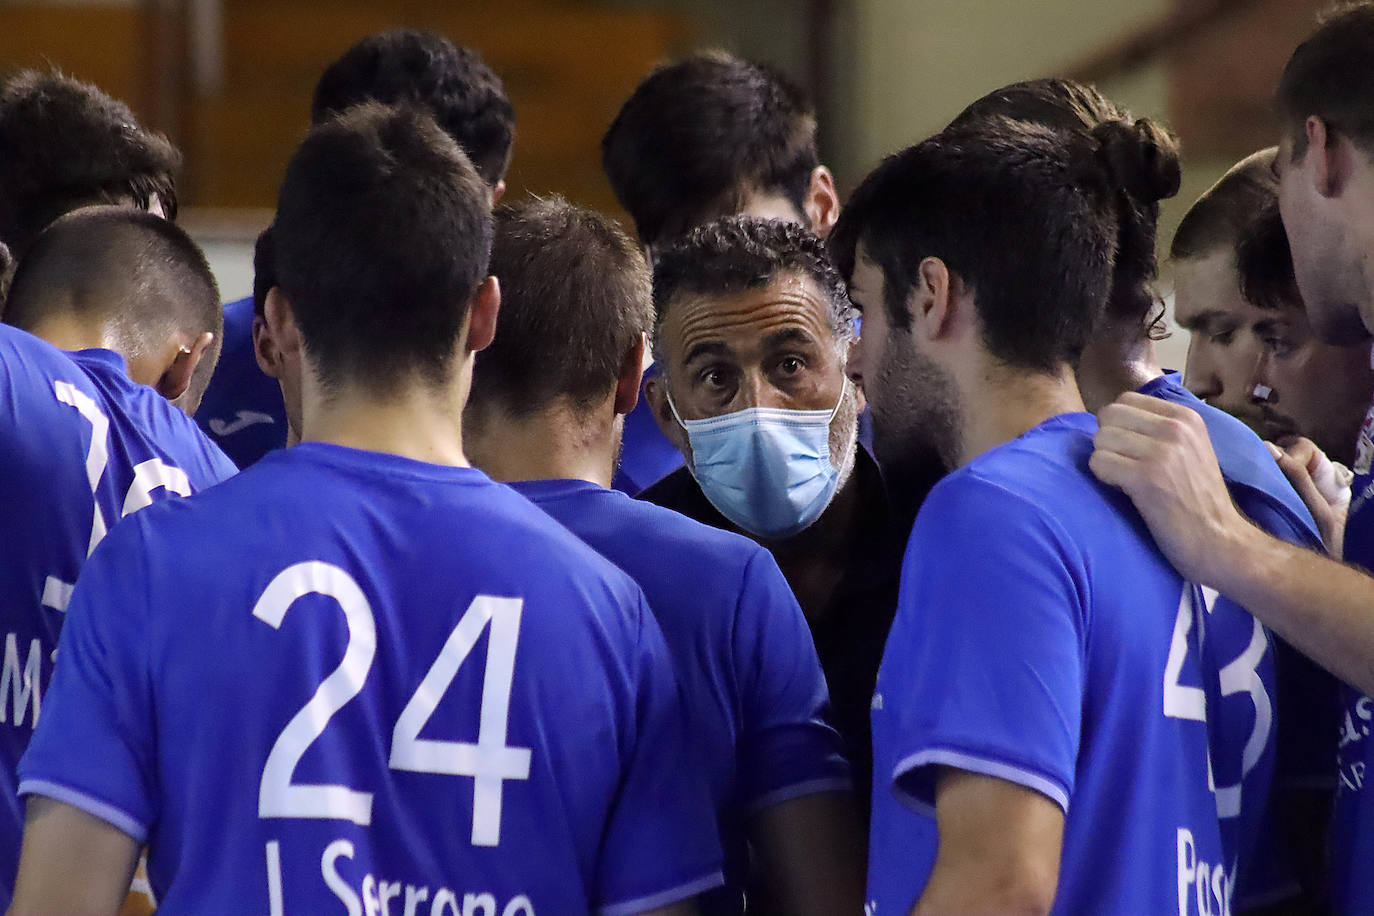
xmin=733 ymin=549 xmax=851 ymax=813
xmin=887 ymin=475 xmax=1086 ymax=814
xmin=18 ymin=518 xmax=158 ymax=841
xmin=595 ymin=594 xmax=724 ymax=916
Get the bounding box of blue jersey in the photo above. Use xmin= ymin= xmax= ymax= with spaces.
xmin=0 ymin=325 xmax=235 ymax=903
xmin=509 ymin=479 xmax=850 ymax=915
xmin=194 ymin=296 xmax=289 ymax=467
xmin=612 ymin=369 xmax=684 ymax=496
xmin=1333 ymin=398 xmax=1374 ymax=914
xmin=867 ymin=413 xmax=1239 ymax=916
xmin=19 ymin=444 xmax=722 ymax=915
xmin=1141 ymin=373 xmax=1337 ymax=907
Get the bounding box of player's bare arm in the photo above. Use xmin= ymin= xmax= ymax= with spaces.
xmin=1091 ymin=391 xmax=1374 ymax=695
xmin=912 ymin=770 xmax=1062 ymax=916
xmin=6 ymin=797 xmax=139 ymax=916
xmin=748 ymin=791 xmax=866 ymax=916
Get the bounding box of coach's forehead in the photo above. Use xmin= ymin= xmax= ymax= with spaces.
xmin=661 ymin=272 xmax=836 ymax=359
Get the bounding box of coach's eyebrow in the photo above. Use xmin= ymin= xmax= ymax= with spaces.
xmin=683 ymin=340 xmax=732 ymax=365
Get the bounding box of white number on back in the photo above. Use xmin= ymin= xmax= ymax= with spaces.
xmin=255 ymin=564 xmax=531 ymax=847
xmin=1163 ymin=584 xmax=1273 ymax=819
xmin=44 ymin=383 xmax=192 ymax=613
xmin=391 ymin=596 xmax=531 ymax=847
xmin=254 ymin=562 xmax=377 ymax=826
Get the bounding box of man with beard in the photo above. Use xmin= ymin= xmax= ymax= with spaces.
xmin=832 ymin=121 xmax=1246 ymax=914
xmin=643 ymin=216 xmax=915 ymax=806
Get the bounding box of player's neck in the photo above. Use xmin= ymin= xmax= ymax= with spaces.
xmin=954 ymin=362 xmax=1085 ymax=467
xmin=466 ymin=400 xmax=617 ymax=489
xmin=27 ymin=311 xmax=117 ymax=360
xmin=1074 ymin=322 xmax=1163 ymax=413
xmin=298 ymin=372 xmax=471 ymax=468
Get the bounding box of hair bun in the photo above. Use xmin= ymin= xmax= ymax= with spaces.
xmin=1090 ymin=117 xmax=1181 ymax=206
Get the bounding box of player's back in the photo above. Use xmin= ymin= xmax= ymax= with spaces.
xmin=869 ymin=413 xmax=1233 ymax=916
xmin=20 ymin=443 xmax=721 ymax=915
xmin=508 ymin=479 xmax=849 ymax=914
xmin=1141 ymin=372 xmax=1336 ymax=908
xmin=0 ymin=323 xmax=234 ymax=903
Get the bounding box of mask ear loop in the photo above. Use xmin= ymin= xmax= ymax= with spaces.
xmin=827 ymin=377 xmax=852 ymax=423
xmin=665 ymin=388 xmax=690 ymax=431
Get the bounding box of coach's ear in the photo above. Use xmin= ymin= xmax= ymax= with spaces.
xmin=155 ymin=331 xmax=214 ymax=402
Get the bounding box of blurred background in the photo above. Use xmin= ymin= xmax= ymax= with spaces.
xmin=0 ymin=0 xmax=1332 ymax=366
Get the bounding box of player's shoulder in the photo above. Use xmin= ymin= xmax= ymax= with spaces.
xmin=0 ymin=323 xmax=87 ymax=388
xmin=1143 ymin=375 xmax=1319 ymax=545
xmin=526 ymin=480 xmax=769 ymax=594
xmin=914 ymin=414 xmax=1115 ymax=560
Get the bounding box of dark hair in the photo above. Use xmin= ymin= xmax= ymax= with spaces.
xmin=830 ymin=119 xmax=1124 ymax=373
xmin=651 ymin=216 xmax=851 ymax=365
xmin=602 ymin=51 xmax=820 ymax=248
xmin=0 ymin=70 xmax=180 ymax=258
xmin=1171 ymin=148 xmax=1303 ymax=313
xmin=1277 ymin=2 xmax=1374 ymax=158
xmin=312 ymin=29 xmax=514 ymax=188
xmin=272 ymin=103 xmax=493 ymax=392
xmin=1171 ymin=148 xmax=1281 ymax=261
xmin=470 ymin=196 xmax=650 ymax=417
xmin=4 ymin=205 xmax=222 ymax=403
xmin=251 ymin=225 xmax=276 ymax=317
xmin=1237 ymin=204 xmax=1303 ymax=312
xmin=949 ymin=78 xmax=1180 ymax=332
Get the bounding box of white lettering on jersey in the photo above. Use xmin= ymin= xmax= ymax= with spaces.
xmin=1339 ymin=695 xmax=1373 ymax=793
xmin=1177 ymin=827 xmax=1233 ymax=916
xmin=0 ymin=634 xmax=42 ymax=727
xmin=316 ymin=836 xmax=536 ymax=916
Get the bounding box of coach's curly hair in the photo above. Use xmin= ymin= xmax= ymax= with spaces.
xmin=650 ymin=216 xmax=853 ymax=366
xmin=0 ymin=70 xmax=181 ymax=257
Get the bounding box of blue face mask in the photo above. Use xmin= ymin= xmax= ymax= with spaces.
xmin=668 ymin=381 xmax=849 ymax=539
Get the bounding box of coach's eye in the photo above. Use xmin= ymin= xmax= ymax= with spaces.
xmin=778 ymin=356 xmax=805 ymax=376
xmin=1208 ymin=327 xmax=1237 ymax=346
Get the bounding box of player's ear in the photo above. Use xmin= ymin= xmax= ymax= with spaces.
xmin=464 ymin=276 xmax=501 ymax=354
xmin=910 ymin=257 xmax=958 ymax=343
xmin=255 ymin=287 xmax=302 ymax=379
xmin=156 ymin=331 xmax=214 ymax=402
xmin=612 ymin=334 xmax=647 ymax=417
xmin=804 ymin=166 xmax=841 ymax=239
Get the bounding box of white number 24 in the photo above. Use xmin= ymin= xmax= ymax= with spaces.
xmin=1163 ymin=584 xmax=1272 ymax=819
xmin=252 ymin=561 xmax=532 ymax=847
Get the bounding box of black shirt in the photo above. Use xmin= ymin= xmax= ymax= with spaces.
xmin=639 ymin=447 xmax=909 ymax=806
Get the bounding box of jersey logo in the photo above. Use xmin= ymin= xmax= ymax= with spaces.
xmin=208 ymin=410 xmax=276 ymax=437
xmin=1354 ymin=402 xmax=1374 ymax=477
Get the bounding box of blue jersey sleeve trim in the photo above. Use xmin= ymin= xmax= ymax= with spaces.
xmin=746 ymin=776 xmax=854 ymax=817
xmin=597 ymin=870 xmax=725 ymax=916
xmin=892 ymin=747 xmax=1071 ymax=814
xmin=17 ymin=779 xmax=148 ymax=842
